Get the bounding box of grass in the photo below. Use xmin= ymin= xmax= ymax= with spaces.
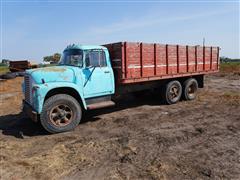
xmin=0 ymin=65 xmax=9 ymax=75
xmin=220 ymin=92 xmax=240 ymax=106
xmin=220 ymin=62 xmax=240 ymax=73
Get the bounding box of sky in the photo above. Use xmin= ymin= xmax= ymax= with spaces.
xmin=1 ymin=0 xmax=239 ymax=62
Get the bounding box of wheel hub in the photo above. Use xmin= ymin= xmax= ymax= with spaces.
xmin=170 ymin=85 xmax=179 ymax=98
xmin=188 ymin=84 xmax=196 ymax=96
xmin=49 ymin=104 xmax=73 ymax=127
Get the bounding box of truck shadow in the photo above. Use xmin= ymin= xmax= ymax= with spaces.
xmin=0 ymin=93 xmax=165 ymax=138
xmin=82 ymin=93 xmax=165 ymax=123
xmin=0 ymin=113 xmax=47 ymax=138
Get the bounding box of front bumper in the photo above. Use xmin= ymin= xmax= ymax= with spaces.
xmin=22 ymin=100 xmax=38 ymax=122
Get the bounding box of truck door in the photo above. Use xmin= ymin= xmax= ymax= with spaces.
xmin=82 ymin=49 xmax=114 ymax=98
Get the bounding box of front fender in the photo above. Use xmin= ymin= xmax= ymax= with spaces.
xmin=33 ymin=82 xmax=87 ymax=113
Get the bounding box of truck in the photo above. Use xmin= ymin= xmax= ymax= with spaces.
xmin=9 ymin=60 xmax=30 ymax=72
xmin=22 ymin=42 xmax=219 ymax=133
xmin=9 ymin=60 xmax=38 ymax=72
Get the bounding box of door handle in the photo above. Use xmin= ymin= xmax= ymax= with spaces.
xmin=104 ymin=71 xmax=110 ymax=73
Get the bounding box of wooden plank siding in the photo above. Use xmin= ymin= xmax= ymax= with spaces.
xmin=103 ymin=42 xmax=219 ymax=84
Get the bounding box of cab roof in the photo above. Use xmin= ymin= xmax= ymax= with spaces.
xmin=64 ymin=44 xmax=107 ymax=51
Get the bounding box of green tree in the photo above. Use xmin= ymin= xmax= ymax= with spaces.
xmin=220 ymin=56 xmax=230 ymax=63
xmin=43 ymin=53 xmax=61 ymax=63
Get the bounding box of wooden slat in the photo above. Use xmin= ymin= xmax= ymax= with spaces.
xmin=203 ymin=46 xmax=205 ymax=71
xmin=195 ymin=46 xmax=198 ymax=71
xmin=166 ymin=44 xmax=169 ymax=74
xmin=140 ymin=43 xmax=143 ymax=77
xmin=123 ymin=42 xmax=127 ymax=78
xmin=210 ymin=46 xmax=213 ymax=70
xmin=154 ymin=43 xmax=157 ymax=75
xmin=217 ymin=47 xmax=220 ymax=70
xmin=177 ymin=45 xmax=179 ymax=73
xmin=186 ymin=45 xmax=189 ymax=72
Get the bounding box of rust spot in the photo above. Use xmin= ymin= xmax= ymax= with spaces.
xmin=40 ymin=67 xmax=66 ymax=72
xmin=31 ymin=66 xmax=67 ymax=73
xmin=59 ymin=75 xmax=69 ymax=80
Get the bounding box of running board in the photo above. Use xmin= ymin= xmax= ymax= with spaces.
xmin=87 ymin=101 xmax=115 ymax=110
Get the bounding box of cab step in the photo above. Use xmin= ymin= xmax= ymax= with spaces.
xmin=87 ymin=101 xmax=115 ymax=110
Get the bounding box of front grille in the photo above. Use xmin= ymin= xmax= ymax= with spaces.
xmin=24 ymin=75 xmax=32 ymax=104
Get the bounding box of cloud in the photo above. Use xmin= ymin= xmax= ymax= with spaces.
xmin=89 ymin=9 xmax=232 ymax=35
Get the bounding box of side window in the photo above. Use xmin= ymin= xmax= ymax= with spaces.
xmin=99 ymin=51 xmax=107 ymax=67
xmin=85 ymin=50 xmax=107 ymax=67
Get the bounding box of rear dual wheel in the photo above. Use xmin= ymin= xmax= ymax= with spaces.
xmin=182 ymin=78 xmax=198 ymax=100
xmin=162 ymin=78 xmax=198 ymax=104
xmin=163 ymin=80 xmax=182 ymax=104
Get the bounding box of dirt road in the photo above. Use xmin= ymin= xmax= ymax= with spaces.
xmin=0 ymin=73 xmax=239 ymax=180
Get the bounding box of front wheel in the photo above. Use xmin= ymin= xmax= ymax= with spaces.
xmin=162 ymin=80 xmax=182 ymax=105
xmin=40 ymin=94 xmax=82 ymax=134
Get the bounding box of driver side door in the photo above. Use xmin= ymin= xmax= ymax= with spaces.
xmin=82 ymin=49 xmax=114 ymax=98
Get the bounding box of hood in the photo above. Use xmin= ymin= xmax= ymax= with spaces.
xmin=27 ymin=66 xmax=76 ymax=84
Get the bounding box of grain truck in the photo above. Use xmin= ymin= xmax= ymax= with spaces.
xmin=22 ymin=42 xmax=219 ymax=133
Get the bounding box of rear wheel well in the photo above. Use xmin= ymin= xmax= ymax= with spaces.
xmin=194 ymin=75 xmax=204 ymax=88
xmin=44 ymin=87 xmax=84 ymax=108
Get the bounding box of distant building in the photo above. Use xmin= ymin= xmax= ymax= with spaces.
xmin=1 ymin=59 xmax=10 ymax=66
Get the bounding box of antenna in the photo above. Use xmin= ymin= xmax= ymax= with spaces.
xmin=203 ymin=38 xmax=205 ymax=46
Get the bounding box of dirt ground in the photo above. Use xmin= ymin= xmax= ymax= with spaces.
xmin=0 ymin=72 xmax=239 ymax=180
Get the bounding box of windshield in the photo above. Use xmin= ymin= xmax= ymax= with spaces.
xmin=59 ymin=49 xmax=83 ymax=67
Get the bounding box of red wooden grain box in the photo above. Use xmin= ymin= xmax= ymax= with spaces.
xmin=103 ymin=42 xmax=219 ymax=84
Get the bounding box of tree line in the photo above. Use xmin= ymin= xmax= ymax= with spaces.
xmin=220 ymin=57 xmax=240 ymax=63
xmin=43 ymin=53 xmax=61 ymax=63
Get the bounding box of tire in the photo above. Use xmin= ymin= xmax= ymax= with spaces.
xmin=162 ymin=80 xmax=182 ymax=105
xmin=182 ymin=78 xmax=198 ymax=100
xmin=17 ymin=71 xmax=26 ymax=77
xmin=1 ymin=72 xmax=16 ymax=79
xmin=40 ymin=94 xmax=82 ymax=134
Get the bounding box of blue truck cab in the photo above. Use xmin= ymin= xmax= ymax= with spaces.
xmin=23 ymin=44 xmax=116 ymax=133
